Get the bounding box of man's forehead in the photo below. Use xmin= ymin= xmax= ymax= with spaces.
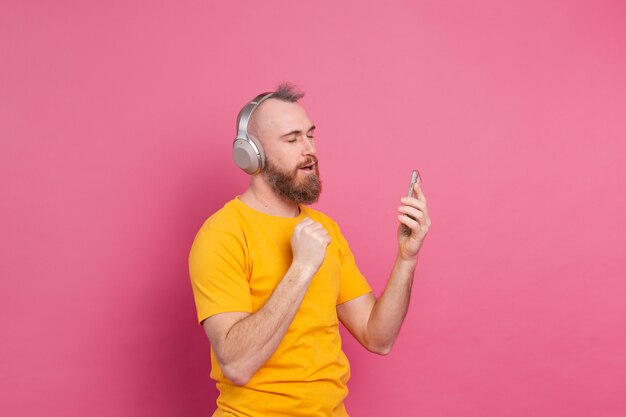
xmin=254 ymin=99 xmax=312 ymax=134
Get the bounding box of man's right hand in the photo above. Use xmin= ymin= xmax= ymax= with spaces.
xmin=202 ymin=217 xmax=331 ymax=385
xmin=291 ymin=217 xmax=331 ymax=276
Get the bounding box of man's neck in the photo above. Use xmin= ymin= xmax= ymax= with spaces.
xmin=239 ymin=178 xmax=300 ymax=218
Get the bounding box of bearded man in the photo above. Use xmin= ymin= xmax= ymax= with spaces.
xmin=189 ymin=83 xmax=431 ymax=417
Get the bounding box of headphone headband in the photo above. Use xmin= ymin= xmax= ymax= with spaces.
xmin=236 ymin=92 xmax=274 ymax=138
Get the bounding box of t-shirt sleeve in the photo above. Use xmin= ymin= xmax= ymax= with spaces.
xmin=188 ymin=227 xmax=253 ymax=325
xmin=333 ymin=223 xmax=372 ymax=305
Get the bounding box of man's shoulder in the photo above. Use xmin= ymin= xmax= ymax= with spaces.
xmin=301 ymin=205 xmax=335 ymax=223
xmin=301 ymin=205 xmax=342 ymax=234
xmin=197 ymin=198 xmax=246 ymax=237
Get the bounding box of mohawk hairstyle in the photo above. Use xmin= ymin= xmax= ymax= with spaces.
xmin=272 ymin=82 xmax=305 ymax=102
xmin=237 ymin=83 xmax=304 ymax=133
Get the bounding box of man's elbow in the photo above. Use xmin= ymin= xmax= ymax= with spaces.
xmin=364 ymin=338 xmax=393 ymax=356
xmin=220 ymin=362 xmax=253 ymax=386
xmin=369 ymin=343 xmax=393 ymax=356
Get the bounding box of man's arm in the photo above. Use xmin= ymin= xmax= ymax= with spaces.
xmin=337 ymin=182 xmax=430 ymax=355
xmin=202 ymin=218 xmax=330 ymax=386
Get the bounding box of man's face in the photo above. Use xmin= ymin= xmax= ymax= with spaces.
xmin=251 ymin=99 xmax=321 ymax=204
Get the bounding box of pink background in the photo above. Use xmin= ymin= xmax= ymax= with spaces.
xmin=2 ymin=1 xmax=625 ymax=416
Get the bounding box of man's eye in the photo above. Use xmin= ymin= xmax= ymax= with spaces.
xmin=287 ymin=138 xmax=297 ymax=143
xmin=307 ymin=135 xmax=315 ymax=139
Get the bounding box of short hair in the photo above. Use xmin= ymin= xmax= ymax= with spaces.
xmin=238 ymin=83 xmax=304 ymax=135
xmin=271 ymin=82 xmax=304 ymax=102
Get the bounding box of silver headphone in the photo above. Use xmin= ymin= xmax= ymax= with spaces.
xmin=233 ymin=92 xmax=274 ymax=174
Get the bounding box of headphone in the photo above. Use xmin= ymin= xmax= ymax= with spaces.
xmin=233 ymin=92 xmax=274 ymax=175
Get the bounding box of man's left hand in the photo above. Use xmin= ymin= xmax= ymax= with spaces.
xmin=397 ymin=183 xmax=431 ymax=261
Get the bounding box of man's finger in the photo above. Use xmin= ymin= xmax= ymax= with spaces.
xmin=398 ymin=206 xmax=425 ymax=223
xmin=306 ymin=222 xmax=324 ymax=232
xmin=397 ymin=214 xmax=419 ymax=231
xmin=400 ymin=197 xmax=426 ymax=210
xmin=413 ymin=183 xmax=427 ymax=204
xmin=400 ymin=198 xmax=429 ymax=220
xmin=298 ymin=217 xmax=314 ymax=226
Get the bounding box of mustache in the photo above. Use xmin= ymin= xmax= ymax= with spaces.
xmin=296 ymin=156 xmax=319 ymax=169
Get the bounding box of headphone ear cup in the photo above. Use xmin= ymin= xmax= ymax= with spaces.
xmin=247 ymin=134 xmax=265 ymax=170
xmin=233 ymin=135 xmax=265 ymax=174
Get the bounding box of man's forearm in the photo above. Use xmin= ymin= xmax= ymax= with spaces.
xmin=366 ymin=256 xmax=417 ymax=353
xmin=217 ymin=263 xmax=315 ymax=384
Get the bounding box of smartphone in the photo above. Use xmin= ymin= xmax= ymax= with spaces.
xmin=407 ymin=169 xmax=421 ymax=198
xmin=402 ymin=169 xmax=421 ymax=236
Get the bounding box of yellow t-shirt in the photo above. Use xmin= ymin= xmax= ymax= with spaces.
xmin=189 ymin=197 xmax=372 ymax=417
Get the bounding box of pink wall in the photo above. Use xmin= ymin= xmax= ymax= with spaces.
xmin=2 ymin=1 xmax=625 ymax=415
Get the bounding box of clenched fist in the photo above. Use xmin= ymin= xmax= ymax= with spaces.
xmin=291 ymin=217 xmax=331 ymax=276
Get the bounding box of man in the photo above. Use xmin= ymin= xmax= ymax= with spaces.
xmin=189 ymin=83 xmax=431 ymax=417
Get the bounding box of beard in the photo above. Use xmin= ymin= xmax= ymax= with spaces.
xmin=263 ymin=156 xmax=322 ymax=205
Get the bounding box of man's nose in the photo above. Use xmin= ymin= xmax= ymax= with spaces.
xmin=302 ymin=136 xmax=316 ymax=155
